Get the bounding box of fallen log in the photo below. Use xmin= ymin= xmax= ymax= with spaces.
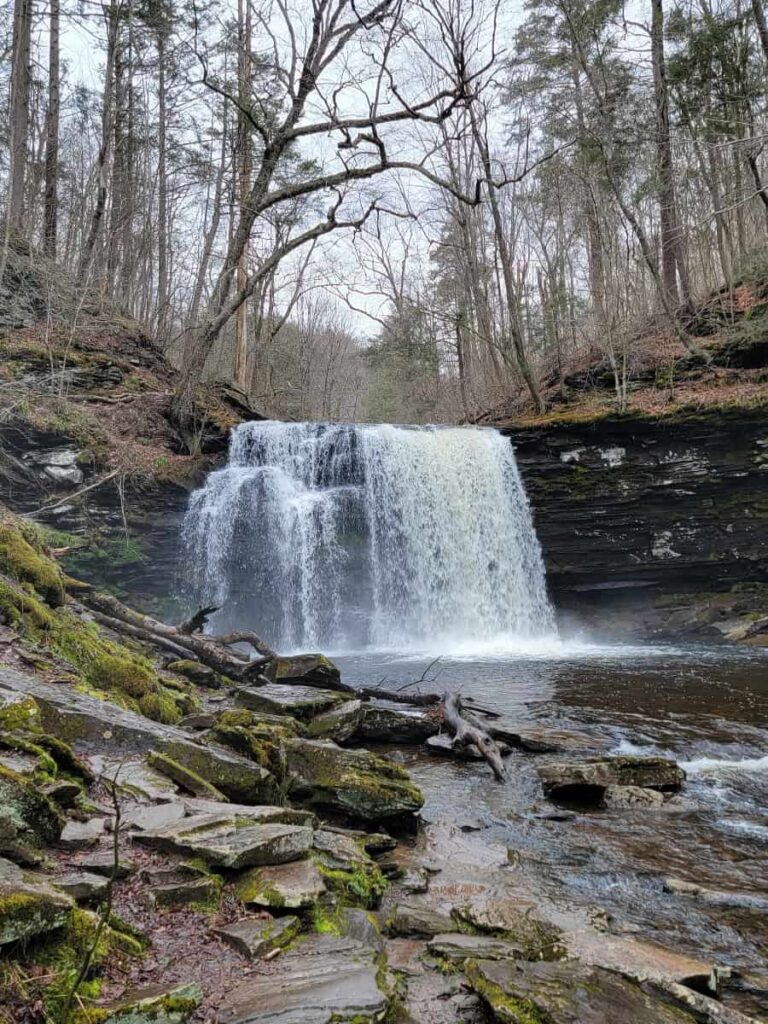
xmin=442 ymin=693 xmax=506 ymax=782
xmin=178 ymin=605 xmax=220 ymax=635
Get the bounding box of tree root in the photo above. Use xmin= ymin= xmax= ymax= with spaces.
xmin=442 ymin=692 xmax=507 ymax=781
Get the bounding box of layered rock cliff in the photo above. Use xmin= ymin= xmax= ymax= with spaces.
xmin=509 ymin=405 xmax=768 ymax=639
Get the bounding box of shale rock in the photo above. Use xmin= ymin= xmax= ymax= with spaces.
xmin=133 ymin=816 xmax=313 ymax=870
xmin=0 ymin=856 xmax=73 ymax=945
xmin=465 ymin=958 xmax=698 ymax=1024
xmin=218 ymin=934 xmax=389 ymax=1023
xmin=86 ymin=982 xmax=202 ymax=1024
xmin=215 ymin=915 xmax=300 ymax=958
xmin=236 ymin=858 xmax=327 ymax=909
xmin=0 ymin=762 xmax=62 ymax=860
xmin=60 ymin=817 xmax=106 ymax=850
xmin=52 ymin=870 xmax=109 ymax=903
xmin=0 ymin=669 xmax=277 ymax=804
xmin=122 ymin=801 xmax=186 ymax=832
xmin=235 ymin=684 xmax=349 ymax=721
xmin=273 ymin=653 xmax=342 ymax=688
xmin=79 ymin=850 xmax=136 ymax=878
xmin=358 ymin=701 xmax=439 ymax=743
xmin=602 ymin=784 xmax=666 ymax=809
xmin=147 ymin=751 xmax=227 ymax=800
xmin=306 ymin=700 xmax=363 ymax=741
xmin=454 ymin=893 xmax=565 ymax=960
xmin=285 ymin=738 xmax=423 ymax=823
xmin=148 ymin=875 xmax=220 ymax=908
xmin=388 ymin=903 xmax=456 ymax=937
xmin=428 ymin=933 xmax=525 ymax=964
xmin=538 ymin=755 xmax=685 ymax=801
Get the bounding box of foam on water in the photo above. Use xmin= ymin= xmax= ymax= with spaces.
xmin=183 ymin=421 xmax=555 ymax=652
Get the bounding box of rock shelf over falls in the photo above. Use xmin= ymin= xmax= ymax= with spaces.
xmin=183 ymin=421 xmax=555 ymax=652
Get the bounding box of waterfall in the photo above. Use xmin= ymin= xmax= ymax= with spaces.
xmin=183 ymin=421 xmax=556 ymax=653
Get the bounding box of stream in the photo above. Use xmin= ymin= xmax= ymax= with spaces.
xmin=339 ymin=641 xmax=768 ymax=1010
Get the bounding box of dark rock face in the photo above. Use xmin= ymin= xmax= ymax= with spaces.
xmin=508 ymin=406 xmax=768 ymax=634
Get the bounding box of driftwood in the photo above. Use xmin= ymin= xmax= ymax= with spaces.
xmin=178 ymin=606 xmax=220 ymax=635
xmin=442 ymin=693 xmax=506 ymax=782
xmin=70 ymin=586 xmax=273 ymax=682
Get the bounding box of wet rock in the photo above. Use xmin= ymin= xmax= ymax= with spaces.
xmin=215 ymin=915 xmax=300 ymax=958
xmin=236 ymin=858 xmax=327 ymax=909
xmin=235 ymin=683 xmax=350 ymax=721
xmin=358 ymin=701 xmax=439 ymax=743
xmin=454 ymin=893 xmax=565 ymax=960
xmin=133 ymin=817 xmax=313 ymax=870
xmin=465 ymin=958 xmax=699 ymax=1024
xmin=79 ymin=849 xmax=136 ymax=878
xmin=428 ymin=932 xmax=524 ymax=964
xmin=339 ymin=907 xmax=385 ymax=953
xmin=147 ymin=751 xmax=227 ymax=800
xmin=538 ymin=755 xmax=685 ymax=802
xmin=385 ymin=937 xmax=426 ymax=977
xmin=387 ymin=903 xmax=456 ymax=937
xmin=286 ymin=738 xmax=423 ymax=823
xmin=0 ymin=670 xmax=277 ymax=804
xmin=312 ymin=828 xmax=370 ymax=869
xmin=149 ymin=875 xmax=220 ymax=908
xmin=663 ymin=877 xmax=768 ymax=911
xmin=273 ymin=653 xmax=342 ymax=689
xmin=306 ymin=700 xmax=363 ymax=741
xmin=489 ymin=719 xmax=604 ymax=753
xmin=87 ymin=981 xmax=202 ymax=1024
xmin=426 ymin=734 xmax=485 ymax=760
xmin=602 ymin=784 xmax=665 ymax=809
xmin=60 ymin=817 xmax=106 ymax=850
xmin=123 ymin=801 xmax=186 ymax=832
xmin=0 ymin=855 xmax=73 ymax=945
xmin=0 ymin=763 xmax=62 ymax=860
xmin=400 ymin=867 xmax=429 ymax=893
xmin=399 ymin=971 xmax=489 ymax=1024
xmin=93 ymin=756 xmax=179 ymax=802
xmin=179 ymin=797 xmax=315 ymax=826
xmin=219 ymin=934 xmax=389 ymax=1023
xmin=52 ymin=870 xmax=109 ymax=903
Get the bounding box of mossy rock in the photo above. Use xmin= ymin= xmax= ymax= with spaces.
xmin=285 ymin=739 xmax=424 ymax=824
xmin=73 ymin=982 xmax=203 ymax=1024
xmin=314 ymin=857 xmax=388 ymax=910
xmin=0 ymin=522 xmax=65 ymax=607
xmin=0 ymin=762 xmax=63 ymax=858
xmin=0 ymin=693 xmax=42 ymax=733
xmin=147 ymin=751 xmax=227 ymax=801
xmin=0 ymin=859 xmax=73 ymax=946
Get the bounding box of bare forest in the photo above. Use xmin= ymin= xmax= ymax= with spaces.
xmin=3 ymin=0 xmax=768 ymax=423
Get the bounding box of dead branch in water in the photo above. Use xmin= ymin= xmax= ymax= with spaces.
xmin=442 ymin=692 xmax=507 ymax=782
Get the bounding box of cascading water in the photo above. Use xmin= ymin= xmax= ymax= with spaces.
xmin=183 ymin=421 xmax=556 ymax=652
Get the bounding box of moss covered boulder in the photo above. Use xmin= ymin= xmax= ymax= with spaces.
xmin=0 ymin=762 xmax=63 ymax=860
xmin=285 ymin=738 xmax=423 ymax=824
xmin=0 ymin=855 xmax=73 ymax=945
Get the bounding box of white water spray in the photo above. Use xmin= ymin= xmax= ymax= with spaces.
xmin=183 ymin=421 xmax=555 ymax=652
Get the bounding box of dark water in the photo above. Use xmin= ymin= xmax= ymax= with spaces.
xmin=337 ymin=643 xmax=768 ymax=998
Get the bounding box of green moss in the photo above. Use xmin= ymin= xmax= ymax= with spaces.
xmin=0 ymin=732 xmax=58 ymax=779
xmin=0 ymin=523 xmax=65 ymax=607
xmin=0 ymin=762 xmax=63 ymax=846
xmin=234 ymin=871 xmax=287 ymax=908
xmin=311 ymin=903 xmax=344 ymax=935
xmin=138 ymin=691 xmax=183 ymax=725
xmin=463 ymin=961 xmax=551 ymax=1024
xmin=314 ymin=859 xmax=388 ymax=910
xmin=146 ymin=752 xmax=227 ymax=801
xmin=0 ymin=695 xmax=42 ymax=734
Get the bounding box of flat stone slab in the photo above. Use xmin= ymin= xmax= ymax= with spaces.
xmin=567 ymin=931 xmax=720 ymax=992
xmin=427 ymin=932 xmax=524 ymax=964
xmin=306 ymin=700 xmax=363 ymax=741
xmin=388 ymin=904 xmax=456 ymax=937
xmin=52 ymin=870 xmax=109 ymax=903
xmin=312 ymin=829 xmax=371 ymax=869
xmin=453 ymin=892 xmax=564 ymax=959
xmin=77 ymin=850 xmax=136 ymax=878
xmin=489 ymin=719 xmax=606 ymax=753
xmin=466 ymin=958 xmax=699 ymax=1024
xmin=602 ymin=784 xmax=665 ymax=809
xmin=149 ymin=876 xmax=220 ymax=908
xmin=91 ymin=756 xmax=179 ymax=801
xmin=358 ymin=701 xmax=439 ymax=743
xmin=235 ymin=684 xmax=349 ymax=721
xmin=0 ymin=856 xmax=73 ymax=946
xmin=215 ymin=915 xmax=300 ymax=958
xmin=133 ymin=816 xmax=313 ymax=869
xmin=538 ymin=755 xmax=685 ymax=799
xmin=180 ymin=798 xmax=315 ymax=826
xmin=0 ymin=669 xmax=275 ymax=804
xmin=123 ymin=802 xmax=186 ymax=832
xmin=236 ymin=858 xmax=327 ymax=909
xmin=218 ymin=935 xmax=389 ymax=1023
xmin=60 ymin=818 xmax=106 ymax=850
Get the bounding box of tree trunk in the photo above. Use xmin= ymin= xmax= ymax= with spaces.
xmin=8 ymin=0 xmax=32 ymax=232
xmin=233 ymin=0 xmax=253 ymax=388
xmin=751 ymin=0 xmax=768 ymax=64
xmin=156 ymin=30 xmax=169 ymax=335
xmin=43 ymin=0 xmax=60 ymax=259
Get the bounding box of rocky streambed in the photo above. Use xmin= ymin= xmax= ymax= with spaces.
xmin=1 ymin=514 xmax=768 ymax=1023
